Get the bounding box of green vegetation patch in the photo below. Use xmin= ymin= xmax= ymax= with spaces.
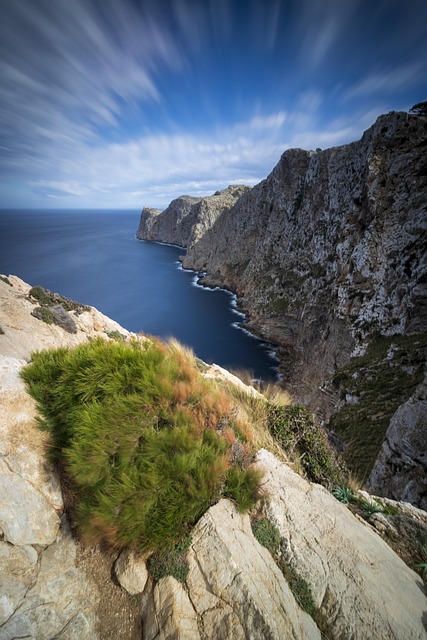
xmin=281 ymin=562 xmax=317 ymax=618
xmin=251 ymin=514 xmax=317 ymax=618
xmin=29 ymin=285 xmax=90 ymax=313
xmin=329 ymin=332 xmax=427 ymax=481
xmin=31 ymin=306 xmax=55 ymax=325
xmin=0 ymin=275 xmax=12 ymax=286
xmin=28 ymin=285 xmax=86 ymax=333
xmin=20 ymin=337 xmax=262 ymax=552
xmin=268 ymin=404 xmax=347 ymax=487
xmin=147 ymin=535 xmax=192 ymax=583
xmin=251 ymin=517 xmax=281 ymax=557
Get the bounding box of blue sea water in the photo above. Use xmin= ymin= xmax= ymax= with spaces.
xmin=0 ymin=209 xmax=279 ymax=381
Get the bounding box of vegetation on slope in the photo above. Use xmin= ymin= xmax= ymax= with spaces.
xmin=329 ymin=332 xmax=427 ymax=481
xmin=21 ymin=337 xmax=262 ymax=552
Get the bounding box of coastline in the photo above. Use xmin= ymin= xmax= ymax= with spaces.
xmin=137 ymin=237 xmax=281 ymax=382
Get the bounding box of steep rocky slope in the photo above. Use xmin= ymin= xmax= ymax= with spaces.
xmin=1 ymin=276 xmax=427 ymax=639
xmin=137 ymin=109 xmax=427 ymax=494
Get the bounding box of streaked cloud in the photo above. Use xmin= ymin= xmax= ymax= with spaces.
xmin=1 ymin=0 xmax=426 ymax=209
xmin=343 ymin=63 xmax=426 ymax=101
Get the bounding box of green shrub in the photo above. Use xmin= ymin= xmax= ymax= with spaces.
xmin=21 ymin=337 xmax=262 ymax=551
xmin=251 ymin=517 xmax=281 ymax=556
xmin=147 ymin=536 xmax=192 ymax=583
xmin=30 ymin=285 xmax=54 ymax=306
xmin=0 ymin=275 xmax=12 ymax=286
xmin=106 ymin=330 xmax=126 ymax=341
xmin=268 ymin=404 xmax=346 ymax=486
xmin=358 ymin=498 xmax=384 ymax=518
xmin=31 ymin=306 xmax=55 ymax=325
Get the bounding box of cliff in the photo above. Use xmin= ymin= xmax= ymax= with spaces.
xmin=1 ymin=276 xmax=427 ymax=639
xmin=137 ymin=184 xmax=250 ymax=247
xmin=137 ymin=109 xmax=427 ymax=498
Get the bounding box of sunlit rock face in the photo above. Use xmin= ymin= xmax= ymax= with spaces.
xmin=136 ymin=184 xmax=250 ymax=247
xmin=138 ymin=111 xmax=427 ymax=420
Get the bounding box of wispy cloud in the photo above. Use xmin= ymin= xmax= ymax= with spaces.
xmin=295 ymin=0 xmax=361 ymax=68
xmin=0 ymin=0 xmax=183 ymax=175
xmin=343 ymin=63 xmax=426 ymax=101
xmin=24 ymin=102 xmax=376 ymax=209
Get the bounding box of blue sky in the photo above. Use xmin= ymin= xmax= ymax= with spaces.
xmin=1 ymin=0 xmax=426 ymax=210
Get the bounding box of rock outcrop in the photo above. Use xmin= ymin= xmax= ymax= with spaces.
xmin=256 ymin=448 xmax=427 ymax=639
xmin=141 ymin=499 xmax=320 ymax=640
xmin=368 ymin=374 xmax=427 ymax=510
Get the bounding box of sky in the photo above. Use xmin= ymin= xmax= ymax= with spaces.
xmin=1 ymin=0 xmax=426 ymax=210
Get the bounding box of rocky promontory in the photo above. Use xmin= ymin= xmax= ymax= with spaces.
xmin=137 ymin=109 xmax=427 ymax=503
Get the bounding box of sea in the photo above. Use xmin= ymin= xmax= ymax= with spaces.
xmin=0 ymin=209 xmax=279 ymax=381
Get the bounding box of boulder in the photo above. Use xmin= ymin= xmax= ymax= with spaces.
xmin=256 ymin=449 xmax=427 ymax=639
xmin=114 ymin=548 xmax=149 ymax=595
xmin=0 ymin=542 xmax=38 ymax=626
xmin=0 ymin=518 xmax=100 ymax=640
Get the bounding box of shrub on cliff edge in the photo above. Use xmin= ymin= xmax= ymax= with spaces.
xmin=20 ymin=337 xmax=262 ymax=551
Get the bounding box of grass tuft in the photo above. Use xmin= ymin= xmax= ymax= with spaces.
xmin=21 ymin=337 xmax=263 ymax=552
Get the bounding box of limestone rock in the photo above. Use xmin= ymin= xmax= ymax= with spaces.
xmin=0 ymin=277 xmax=133 ymax=640
xmin=0 ymin=542 xmax=38 ymax=626
xmin=142 ymin=576 xmax=200 ymax=640
xmin=0 ymin=275 xmax=132 ymax=362
xmin=0 ymin=518 xmax=100 ymax=640
xmin=368 ymin=374 xmax=427 ymax=510
xmin=185 ymin=499 xmax=321 ymax=640
xmin=114 ymin=548 xmax=149 ymax=595
xmin=0 ymin=458 xmax=60 ymax=546
xmin=256 ymin=449 xmax=427 ymax=639
xmin=202 ymin=362 xmax=264 ymax=398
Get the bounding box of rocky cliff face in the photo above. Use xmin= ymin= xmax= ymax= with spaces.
xmin=1 ymin=276 xmax=427 ymax=639
xmin=368 ymin=373 xmax=427 ymax=509
xmin=137 ymin=110 xmax=427 ymax=497
xmin=137 ymin=184 xmax=250 ymax=247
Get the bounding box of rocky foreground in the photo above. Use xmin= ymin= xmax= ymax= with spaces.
xmin=1 ymin=275 xmax=427 ymax=639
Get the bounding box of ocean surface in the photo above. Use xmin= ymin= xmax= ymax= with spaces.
xmin=0 ymin=209 xmax=279 ymax=381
